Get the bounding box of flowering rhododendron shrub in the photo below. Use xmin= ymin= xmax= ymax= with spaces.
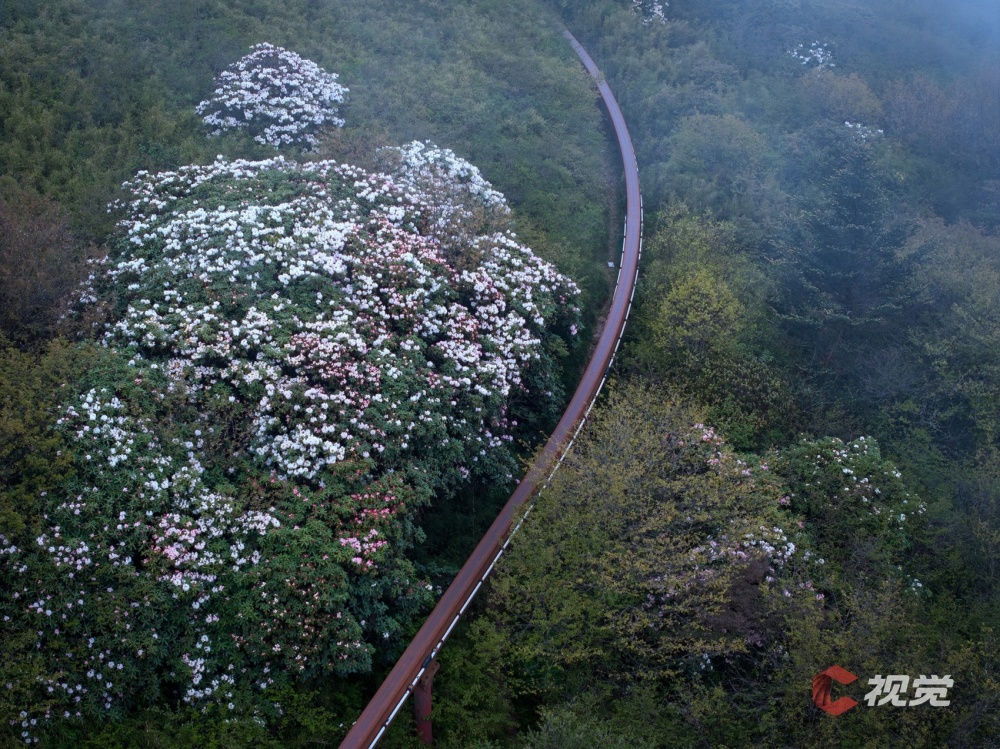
xmin=0 ymin=151 xmax=580 ymax=738
xmin=631 ymin=0 xmax=667 ymax=25
xmin=775 ymin=436 xmax=925 ymax=572
xmin=788 ymin=41 xmax=835 ymax=68
xmin=376 ymin=141 xmax=510 ymax=240
xmin=196 ymin=43 xmax=348 ymax=147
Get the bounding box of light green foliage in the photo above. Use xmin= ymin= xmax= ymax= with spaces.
xmin=625 ymin=207 xmax=794 ymax=449
xmin=487 ymin=383 xmax=811 ymax=692
xmin=650 ymin=267 xmax=743 ymax=371
xmin=433 ymin=387 xmax=996 ymax=746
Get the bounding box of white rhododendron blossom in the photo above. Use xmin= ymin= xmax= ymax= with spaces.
xmin=844 ymin=121 xmax=884 ymax=141
xmin=788 ymin=41 xmax=834 ymax=68
xmin=631 ymin=0 xmax=667 ymax=24
xmin=108 ymin=154 xmax=578 ymax=480
xmin=196 ymin=43 xmax=348 ymax=147
xmin=375 ymin=141 xmax=511 ymax=245
xmin=1 ymin=148 xmax=580 ymax=735
xmin=381 ymin=141 xmax=508 ymax=213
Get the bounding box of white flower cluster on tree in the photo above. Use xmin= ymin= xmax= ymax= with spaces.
xmin=195 ymin=43 xmax=348 ymax=147
xmin=844 ymin=121 xmax=884 ymax=141
xmin=375 ymin=141 xmax=510 ymax=245
xmin=1 ymin=145 xmax=581 ymax=737
xmin=789 ymin=42 xmax=834 ymax=68
xmin=631 ymin=0 xmax=668 ymax=25
xmin=384 ymin=141 xmax=508 ymax=212
xmin=108 ymin=154 xmax=577 ymax=481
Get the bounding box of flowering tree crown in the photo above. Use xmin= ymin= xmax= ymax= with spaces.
xmin=1 ymin=147 xmax=580 ymax=739
xmin=196 ymin=43 xmax=348 ymax=147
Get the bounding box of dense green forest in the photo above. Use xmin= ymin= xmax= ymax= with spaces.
xmin=2 ymin=0 xmax=1000 ymax=746
xmin=400 ymin=1 xmax=1000 ymax=747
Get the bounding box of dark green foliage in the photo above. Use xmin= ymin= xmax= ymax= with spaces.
xmin=0 ymin=189 xmax=98 ymax=345
xmin=555 ymin=0 xmax=998 ymax=456
xmin=882 ymin=68 xmax=1000 ymax=226
xmin=4 ymin=0 xmax=1000 ymax=744
xmin=661 ymin=113 xmax=772 ymax=218
xmin=776 ymin=436 xmax=923 ymax=582
xmin=419 ymin=1 xmax=1000 ymax=746
xmin=505 ymin=704 xmax=656 ymax=749
xmin=622 ymin=206 xmax=795 ymax=450
xmin=901 ymin=220 xmax=1000 ymax=456
xmin=0 ymin=0 xmax=608 ymax=262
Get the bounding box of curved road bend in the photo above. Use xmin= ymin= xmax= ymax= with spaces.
xmin=340 ymin=26 xmax=643 ymax=749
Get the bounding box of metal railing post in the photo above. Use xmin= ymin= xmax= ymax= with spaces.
xmin=413 ymin=659 xmax=441 ymax=745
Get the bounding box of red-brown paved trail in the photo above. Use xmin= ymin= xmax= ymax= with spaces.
xmin=339 ymin=26 xmax=643 ymax=748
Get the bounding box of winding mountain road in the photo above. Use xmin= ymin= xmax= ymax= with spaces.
xmin=339 ymin=26 xmax=643 ymax=748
